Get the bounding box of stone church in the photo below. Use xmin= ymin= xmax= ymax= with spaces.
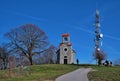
xmin=57 ymin=33 xmax=75 ymax=64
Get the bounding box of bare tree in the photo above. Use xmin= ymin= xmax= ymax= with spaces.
xmin=0 ymin=46 xmax=8 ymax=69
xmin=43 ymin=45 xmax=58 ymax=64
xmin=5 ymin=24 xmax=49 ymax=65
xmin=93 ymin=49 xmax=106 ymax=65
xmin=33 ymin=45 xmax=58 ymax=64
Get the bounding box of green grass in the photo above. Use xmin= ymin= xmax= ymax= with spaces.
xmin=88 ymin=66 xmax=120 ymax=81
xmin=1 ymin=64 xmax=120 ymax=81
xmin=0 ymin=64 xmax=80 ymax=81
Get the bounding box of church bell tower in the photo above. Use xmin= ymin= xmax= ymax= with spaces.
xmin=58 ymin=33 xmax=75 ymax=64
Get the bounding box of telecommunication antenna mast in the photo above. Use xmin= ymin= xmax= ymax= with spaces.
xmin=94 ymin=10 xmax=103 ymax=51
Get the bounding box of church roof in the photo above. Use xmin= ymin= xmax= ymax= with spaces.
xmin=59 ymin=42 xmax=72 ymax=46
xmin=62 ymin=34 xmax=70 ymax=37
xmin=72 ymin=49 xmax=76 ymax=53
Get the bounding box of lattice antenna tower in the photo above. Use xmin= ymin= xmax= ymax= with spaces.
xmin=94 ymin=10 xmax=103 ymax=51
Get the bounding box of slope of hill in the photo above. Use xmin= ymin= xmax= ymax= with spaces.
xmin=0 ymin=64 xmax=120 ymax=81
xmin=88 ymin=66 xmax=120 ymax=81
xmin=0 ymin=64 xmax=80 ymax=81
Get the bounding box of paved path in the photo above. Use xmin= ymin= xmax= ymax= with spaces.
xmin=55 ymin=68 xmax=92 ymax=81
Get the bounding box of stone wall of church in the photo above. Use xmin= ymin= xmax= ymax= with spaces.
xmin=59 ymin=43 xmax=74 ymax=64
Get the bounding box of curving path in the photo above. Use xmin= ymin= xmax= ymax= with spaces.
xmin=55 ymin=68 xmax=92 ymax=81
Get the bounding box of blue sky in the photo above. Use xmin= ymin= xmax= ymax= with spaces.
xmin=0 ymin=0 xmax=120 ymax=64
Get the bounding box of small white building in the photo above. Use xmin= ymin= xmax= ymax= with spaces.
xmin=57 ymin=34 xmax=75 ymax=64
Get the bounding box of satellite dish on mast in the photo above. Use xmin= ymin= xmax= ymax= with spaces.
xmin=97 ymin=48 xmax=100 ymax=51
xmin=100 ymin=33 xmax=103 ymax=38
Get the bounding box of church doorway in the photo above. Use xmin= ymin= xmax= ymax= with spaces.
xmin=64 ymin=59 xmax=67 ymax=64
xmin=64 ymin=56 xmax=67 ymax=64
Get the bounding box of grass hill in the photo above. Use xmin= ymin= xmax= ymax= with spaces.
xmin=0 ymin=64 xmax=120 ymax=81
xmin=0 ymin=64 xmax=80 ymax=81
xmin=88 ymin=66 xmax=120 ymax=81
